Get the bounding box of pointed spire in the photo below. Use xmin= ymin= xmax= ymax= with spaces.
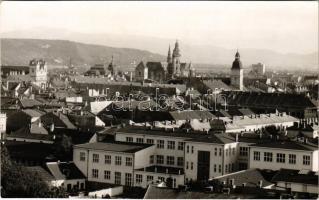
xmin=167 ymin=45 xmax=172 ymax=63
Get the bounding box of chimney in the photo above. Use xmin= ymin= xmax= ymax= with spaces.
xmin=258 ymin=180 xmax=263 ymax=188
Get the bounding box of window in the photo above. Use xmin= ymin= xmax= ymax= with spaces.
xmin=276 ymin=153 xmax=286 ymax=163
xmin=214 ymin=148 xmax=217 ymax=156
xmin=219 ymin=148 xmax=222 ymax=156
xmin=125 ymin=173 xmax=132 ymax=186
xmin=186 ymin=161 xmax=189 ymax=169
xmin=147 ymin=175 xmax=153 ymax=183
xmin=186 ymin=145 xmax=189 ymax=153
xmin=289 ymin=154 xmax=296 ymax=164
xmin=92 ymin=169 xmax=98 ymax=178
xmin=157 ymin=155 xmax=164 ymax=164
xmin=167 ymin=141 xmax=175 ymax=150
xmin=146 ymin=139 xmax=154 ymax=144
xmin=167 ymin=156 xmax=175 ymax=165
xmin=191 ymin=162 xmax=193 ymax=170
xmin=218 ymin=165 xmax=222 ymax=173
xmin=225 ymin=149 xmax=228 ymax=156
xmin=105 ymin=155 xmax=111 ymax=164
xmin=115 ymin=172 xmax=121 ymax=185
xmin=232 ymin=148 xmax=236 ymax=155
xmin=225 ymin=165 xmax=228 ymax=173
xmin=264 ymin=152 xmax=273 ymax=162
xmin=126 ymin=157 xmax=133 ymax=166
xmin=214 ymin=164 xmax=217 ymax=172
xmin=178 ymin=142 xmax=184 ymax=150
xmin=150 ymin=155 xmax=154 ymax=164
xmin=157 ymin=140 xmax=164 ymax=149
xmin=136 ymin=138 xmax=144 ymax=143
xmin=253 ymin=151 xmax=260 ymax=161
xmin=191 ymin=146 xmax=194 ymax=153
xmin=231 ymin=163 xmax=235 ymax=172
xmin=93 ymin=154 xmax=99 ymax=163
xmin=303 ymin=155 xmax=310 ymax=165
xmin=115 ymin=156 xmax=122 ymax=165
xmin=177 ymin=157 xmax=184 ymax=166
xmin=80 ymin=152 xmax=86 ymax=161
xmin=104 ymin=170 xmax=110 ymax=180
xmin=136 ymin=174 xmax=143 ymax=184
xmin=239 ymin=147 xmax=248 ymax=156
xmin=158 ymin=177 xmax=165 ymax=182
xmin=126 ymin=137 xmax=133 ymax=142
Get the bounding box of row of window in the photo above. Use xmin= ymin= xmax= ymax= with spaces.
xmin=125 ymin=137 xmax=184 ymax=151
xmin=86 ymin=153 xmax=133 ymax=166
xmin=92 ymin=169 xmax=132 ymax=186
xmin=253 ymin=151 xmax=311 ymax=165
xmin=92 ymin=169 xmax=176 ymax=187
xmin=151 ymin=155 xmax=184 ymax=166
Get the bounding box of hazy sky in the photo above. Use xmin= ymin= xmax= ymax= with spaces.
xmin=1 ymin=1 xmax=318 ymax=54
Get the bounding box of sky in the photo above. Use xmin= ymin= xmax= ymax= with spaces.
xmin=0 ymin=1 xmax=318 ymax=54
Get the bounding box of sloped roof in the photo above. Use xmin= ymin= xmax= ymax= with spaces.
xmin=26 ymin=166 xmax=55 ymax=182
xmin=271 ymin=168 xmax=318 ymax=185
xmin=210 ymin=168 xmax=273 ymax=188
xmin=46 ymin=162 xmax=86 ymax=180
xmin=22 ymin=109 xmax=45 ymax=118
xmin=19 ymin=98 xmax=42 ymax=108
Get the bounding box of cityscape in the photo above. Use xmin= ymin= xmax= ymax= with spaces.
xmin=0 ymin=1 xmax=318 ymax=199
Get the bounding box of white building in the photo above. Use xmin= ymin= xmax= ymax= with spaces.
xmin=249 ymin=140 xmax=318 ymax=171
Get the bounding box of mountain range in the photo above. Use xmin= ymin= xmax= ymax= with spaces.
xmin=1 ymin=28 xmax=318 ymax=71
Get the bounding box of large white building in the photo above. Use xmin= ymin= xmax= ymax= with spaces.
xmin=73 ymin=124 xmax=318 ymax=190
xmin=249 ymin=140 xmax=318 ymax=171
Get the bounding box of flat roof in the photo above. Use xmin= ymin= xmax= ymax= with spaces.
xmin=74 ymin=141 xmax=152 ymax=153
xmin=250 ymin=140 xmax=317 ymax=151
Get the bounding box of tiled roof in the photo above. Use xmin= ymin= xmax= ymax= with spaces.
xmin=46 ymin=162 xmax=86 ymax=180
xmin=19 ymin=98 xmax=42 ymax=108
xmin=74 ymin=141 xmax=152 ymax=153
xmin=169 ymin=110 xmax=215 ymax=121
xmin=203 ymin=80 xmax=231 ymax=90
xmin=26 ymin=166 xmax=55 ymax=182
xmin=8 ymin=126 xmax=52 ymax=140
xmin=22 ymin=109 xmax=45 ymax=117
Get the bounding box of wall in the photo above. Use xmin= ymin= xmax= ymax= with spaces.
xmin=249 ymin=147 xmax=316 ymax=171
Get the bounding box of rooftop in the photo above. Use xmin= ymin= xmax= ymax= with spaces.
xmin=250 ymin=140 xmax=318 ymax=151
xmin=271 ymin=168 xmax=318 ymax=185
xmin=74 ymin=141 xmax=152 ymax=153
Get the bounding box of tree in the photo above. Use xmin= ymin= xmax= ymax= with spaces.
xmin=53 ymin=135 xmax=73 ymax=161
xmin=1 ymin=145 xmax=68 ymax=198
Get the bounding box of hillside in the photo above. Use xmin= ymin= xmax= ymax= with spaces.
xmin=0 ymin=38 xmax=166 ymax=70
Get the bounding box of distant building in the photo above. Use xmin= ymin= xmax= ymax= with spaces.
xmin=230 ymin=51 xmax=244 ymax=91
xmin=29 ymin=59 xmax=48 ymax=88
xmin=1 ymin=59 xmax=48 ymax=89
xmin=251 ymin=63 xmax=266 ymax=76
xmin=134 ymin=40 xmax=195 ymax=83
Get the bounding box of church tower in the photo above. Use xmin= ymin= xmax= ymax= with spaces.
xmin=167 ymin=45 xmax=172 ymax=63
xmin=172 ymin=40 xmax=181 ymax=76
xmin=29 ymin=59 xmax=47 ymax=89
xmin=231 ymin=50 xmax=244 ymax=90
xmin=108 ymin=55 xmax=117 ymax=76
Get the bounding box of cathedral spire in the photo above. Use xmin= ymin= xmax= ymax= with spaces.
xmin=173 ymin=40 xmax=181 ymax=58
xmin=167 ymin=45 xmax=172 ymax=63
